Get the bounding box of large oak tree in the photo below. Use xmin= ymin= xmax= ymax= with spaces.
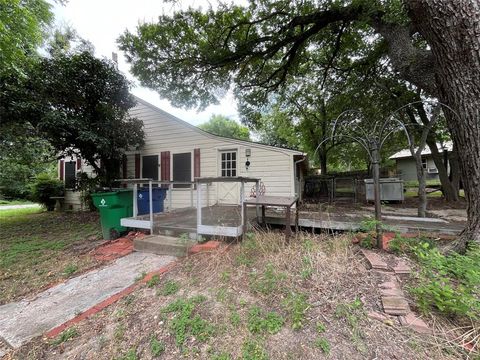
xmin=118 ymin=0 xmax=480 ymax=250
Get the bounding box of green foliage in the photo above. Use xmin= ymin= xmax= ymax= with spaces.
xmin=387 ymin=234 xmax=435 ymax=255
xmin=314 ymin=337 xmax=331 ymax=355
xmin=283 ymin=292 xmax=310 ymax=330
xmin=249 ymin=263 xmax=286 ymax=295
xmin=247 ymin=306 xmax=284 ymax=335
xmin=161 ymin=297 xmax=214 ymax=346
xmin=199 ymin=114 xmax=250 ymax=140
xmin=118 ymin=348 xmax=137 ymax=360
xmin=0 ymin=0 xmax=53 ymax=76
xmin=316 ymin=321 xmax=326 ymax=334
xmin=230 ymin=309 xmax=241 ymax=327
xmin=411 ymin=243 xmax=480 ymax=320
xmin=158 ymin=279 xmax=180 ymax=296
xmin=1 ymin=51 xmax=144 ymax=186
xmin=150 ymin=336 xmax=165 ymax=356
xmin=52 ymin=327 xmax=78 ymax=346
xmin=30 ymin=173 xmax=64 ymax=211
xmin=146 ymin=274 xmax=160 ymax=288
xmin=241 ymin=339 xmax=269 ymax=360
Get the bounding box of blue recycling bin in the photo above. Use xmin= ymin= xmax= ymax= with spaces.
xmin=137 ymin=187 xmax=167 ymax=215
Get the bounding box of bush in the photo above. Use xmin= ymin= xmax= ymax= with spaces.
xmin=411 ymin=243 xmax=480 ymax=321
xmin=30 ymin=174 xmax=64 ymax=211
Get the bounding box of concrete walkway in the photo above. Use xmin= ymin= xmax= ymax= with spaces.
xmin=0 ymin=252 xmax=175 ymax=353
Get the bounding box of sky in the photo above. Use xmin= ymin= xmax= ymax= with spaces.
xmin=51 ymin=0 xmax=240 ymax=126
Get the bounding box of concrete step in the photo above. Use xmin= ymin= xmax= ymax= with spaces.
xmin=134 ymin=235 xmax=196 ymax=257
xmin=154 ymin=226 xmax=198 ymax=240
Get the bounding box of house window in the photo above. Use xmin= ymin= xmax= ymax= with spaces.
xmin=172 ymin=153 xmax=191 ymax=188
xmin=220 ymin=150 xmax=237 ymax=177
xmin=65 ymin=162 xmax=76 ymax=189
xmin=421 ymin=158 xmax=428 ymax=169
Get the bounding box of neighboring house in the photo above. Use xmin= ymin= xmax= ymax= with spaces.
xmin=59 ymin=96 xmax=305 ymax=210
xmin=389 ymin=142 xmax=452 ymax=182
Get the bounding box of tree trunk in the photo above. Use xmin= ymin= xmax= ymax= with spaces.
xmin=449 ymin=143 xmax=461 ymax=194
xmin=414 ymin=101 xmax=459 ymax=201
xmin=407 ymin=0 xmax=480 ymax=250
xmin=427 ymin=137 xmax=459 ymax=201
xmin=414 ymin=153 xmax=427 ymax=217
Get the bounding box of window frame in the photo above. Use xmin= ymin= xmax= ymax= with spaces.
xmin=219 ymin=149 xmax=238 ymax=178
xmin=170 ymin=151 xmax=193 ymax=189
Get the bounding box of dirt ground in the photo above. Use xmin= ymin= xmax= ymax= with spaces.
xmin=12 ymin=233 xmax=470 ymax=360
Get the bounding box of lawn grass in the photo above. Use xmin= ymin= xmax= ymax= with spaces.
xmin=0 ymin=210 xmax=103 ymax=304
xmin=13 ymin=232 xmax=470 ymax=359
xmin=0 ymin=199 xmax=35 ymax=206
xmin=0 ymin=204 xmax=44 ymax=217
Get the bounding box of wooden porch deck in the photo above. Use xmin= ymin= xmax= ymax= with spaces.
xmin=124 ymin=205 xmax=464 ymax=238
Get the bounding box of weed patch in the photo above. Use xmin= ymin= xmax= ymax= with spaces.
xmin=161 ymin=296 xmax=214 ymax=346
xmin=150 ymin=336 xmax=165 ymax=356
xmin=146 ymin=274 xmax=160 ymax=288
xmin=158 ymin=279 xmax=179 ymax=296
xmin=249 ymin=263 xmax=286 ymax=296
xmin=314 ymin=337 xmax=330 ymax=355
xmin=52 ymin=327 xmax=78 ymax=346
xmin=247 ymin=306 xmax=284 ymax=335
xmin=411 ymin=243 xmax=480 ymax=320
xmin=283 ymin=292 xmax=310 ymax=330
xmin=242 ymin=339 xmax=268 ymax=360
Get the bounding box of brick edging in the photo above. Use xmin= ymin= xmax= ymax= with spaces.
xmin=45 ymin=261 xmax=177 ymax=339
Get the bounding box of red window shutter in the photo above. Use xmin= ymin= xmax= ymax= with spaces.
xmin=161 ymin=151 xmax=170 ymax=181
xmin=76 ymin=158 xmax=81 ymax=170
xmin=59 ymin=160 xmax=64 ymax=181
xmin=134 ymin=154 xmax=140 ymax=178
xmin=194 ymin=148 xmax=200 ymax=178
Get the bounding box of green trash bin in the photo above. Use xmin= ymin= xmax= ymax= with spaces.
xmin=91 ymin=189 xmax=133 ymax=240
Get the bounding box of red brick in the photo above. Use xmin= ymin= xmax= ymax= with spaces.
xmin=361 ymin=249 xmax=389 ymax=270
xmin=399 ymin=312 xmax=431 ymax=334
xmin=188 ymin=241 xmax=221 ymax=255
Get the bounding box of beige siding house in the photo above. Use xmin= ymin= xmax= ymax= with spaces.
xmin=62 ymin=97 xmax=304 ymax=210
xmin=389 ymin=142 xmax=452 ymax=182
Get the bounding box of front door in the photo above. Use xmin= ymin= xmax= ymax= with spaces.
xmin=142 ymin=155 xmax=159 ymax=180
xmin=217 ymin=150 xmax=239 ymax=205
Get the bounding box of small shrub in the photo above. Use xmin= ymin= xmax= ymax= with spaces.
xmin=314 ymin=337 xmax=330 ymax=355
xmin=283 ymin=292 xmax=310 ymax=330
xmin=30 ymin=173 xmax=64 ymax=211
xmin=158 ymin=279 xmax=179 ymax=295
xmin=411 ymin=243 xmax=480 ymax=320
xmin=150 ymin=336 xmax=165 ymax=356
xmin=242 ymin=339 xmax=268 ymax=360
xmin=247 ymin=306 xmax=284 ymax=334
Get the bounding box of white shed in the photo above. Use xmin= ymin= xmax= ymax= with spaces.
xmin=61 ymin=96 xmax=305 ymax=210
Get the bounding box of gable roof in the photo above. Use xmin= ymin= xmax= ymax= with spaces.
xmin=389 ymin=141 xmax=452 ymax=160
xmin=133 ymin=96 xmax=304 ymax=155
